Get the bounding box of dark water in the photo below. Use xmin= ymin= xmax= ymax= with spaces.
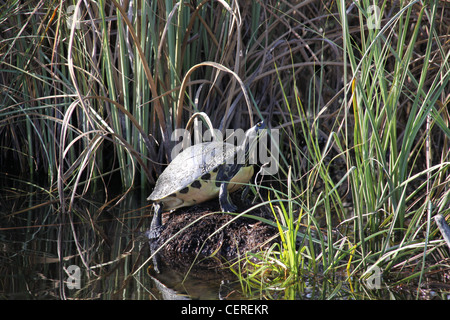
xmin=0 ymin=175 xmax=242 ymax=300
xmin=2 ymin=175 xmax=449 ymax=300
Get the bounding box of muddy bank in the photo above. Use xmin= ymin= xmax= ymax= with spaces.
xmin=152 ymin=194 xmax=278 ymax=262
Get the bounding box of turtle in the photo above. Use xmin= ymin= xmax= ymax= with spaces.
xmin=146 ymin=121 xmax=267 ymax=239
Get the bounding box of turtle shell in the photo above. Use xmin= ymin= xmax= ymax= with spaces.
xmin=147 ymin=141 xmax=254 ymax=211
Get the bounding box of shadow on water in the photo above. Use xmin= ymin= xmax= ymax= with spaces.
xmin=0 ymin=175 xmax=245 ymax=300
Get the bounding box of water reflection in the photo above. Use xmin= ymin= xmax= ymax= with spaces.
xmin=0 ymin=177 xmax=238 ymax=300
xmin=2 ymin=176 xmax=448 ymax=300
xmin=147 ymin=258 xmax=241 ymax=300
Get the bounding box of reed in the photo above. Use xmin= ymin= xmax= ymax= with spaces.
xmin=228 ymin=0 xmax=450 ymax=298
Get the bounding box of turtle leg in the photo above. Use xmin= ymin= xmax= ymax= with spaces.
xmin=146 ymin=203 xmax=164 ymax=240
xmin=241 ymin=185 xmax=250 ymax=202
xmin=219 ymin=182 xmax=237 ymax=212
xmin=217 ymin=164 xmax=241 ymax=212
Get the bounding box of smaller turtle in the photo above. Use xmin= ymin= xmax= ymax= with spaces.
xmin=146 ymin=122 xmax=267 ymax=239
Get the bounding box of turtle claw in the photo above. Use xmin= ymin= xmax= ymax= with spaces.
xmin=219 ymin=183 xmax=238 ymax=212
xmin=220 ymin=202 xmax=237 ymax=213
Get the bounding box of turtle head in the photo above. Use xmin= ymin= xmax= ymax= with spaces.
xmin=245 ymin=121 xmax=267 ymax=141
xmin=254 ymin=121 xmax=266 ymax=135
xmin=239 ymin=121 xmax=268 ymax=165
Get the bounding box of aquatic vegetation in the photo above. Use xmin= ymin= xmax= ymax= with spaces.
xmin=1 ymin=0 xmax=449 ymax=299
